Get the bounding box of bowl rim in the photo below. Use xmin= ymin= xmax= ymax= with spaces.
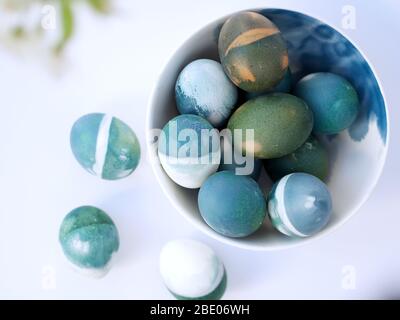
xmin=146 ymin=7 xmax=390 ymax=251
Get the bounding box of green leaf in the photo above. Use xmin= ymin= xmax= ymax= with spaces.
xmin=54 ymin=0 xmax=74 ymax=54
xmin=11 ymin=25 xmax=25 ymax=39
xmin=87 ymin=0 xmax=110 ymax=13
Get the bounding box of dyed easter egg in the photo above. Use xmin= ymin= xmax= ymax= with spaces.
xmin=245 ymin=68 xmax=292 ymax=100
xmin=265 ymin=136 xmax=329 ymax=181
xmin=70 ymin=113 xmax=140 ymax=180
xmin=158 ymin=114 xmax=220 ymax=189
xmin=218 ymin=11 xmax=288 ymax=93
xmin=160 ymin=239 xmax=226 ymax=300
xmin=198 ymin=171 xmax=266 ymax=237
xmin=294 ymin=72 xmax=359 ymax=134
xmin=175 ymin=59 xmax=238 ymax=127
xmin=227 ymin=93 xmax=313 ymax=159
xmin=59 ymin=206 xmax=119 ymax=278
xmin=268 ymin=173 xmax=332 ymax=237
xmin=219 ymin=137 xmax=262 ymax=180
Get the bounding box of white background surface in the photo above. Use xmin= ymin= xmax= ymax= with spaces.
xmin=0 ymin=0 xmax=399 ymax=299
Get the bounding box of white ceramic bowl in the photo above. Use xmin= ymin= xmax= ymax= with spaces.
xmin=147 ymin=9 xmax=389 ymax=250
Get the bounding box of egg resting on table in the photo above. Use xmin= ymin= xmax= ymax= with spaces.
xmin=218 ymin=11 xmax=288 ymax=93
xmin=175 ymin=59 xmax=238 ymax=127
xmin=59 ymin=206 xmax=119 ymax=278
xmin=198 ymin=171 xmax=266 ymax=238
xmin=245 ymin=68 xmax=292 ymax=100
xmin=227 ymin=93 xmax=314 ymax=159
xmin=268 ymin=173 xmax=332 ymax=237
xmin=264 ymin=136 xmax=329 ymax=181
xmin=158 ymin=114 xmax=221 ymax=189
xmin=219 ymin=136 xmax=262 ymax=180
xmin=294 ymin=72 xmax=359 ymax=134
xmin=160 ymin=239 xmax=226 ymax=300
xmin=70 ymin=113 xmax=141 ymax=180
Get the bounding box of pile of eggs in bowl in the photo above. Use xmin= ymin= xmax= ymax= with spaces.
xmin=158 ymin=11 xmax=360 ymax=239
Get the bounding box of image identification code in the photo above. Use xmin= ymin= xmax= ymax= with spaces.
xmin=150 ymin=304 xmax=250 ymax=317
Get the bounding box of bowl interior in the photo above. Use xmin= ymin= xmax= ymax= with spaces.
xmin=147 ymin=9 xmax=388 ymax=250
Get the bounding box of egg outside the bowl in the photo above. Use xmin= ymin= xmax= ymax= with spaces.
xmin=160 ymin=239 xmax=227 ymax=300
xmin=59 ymin=206 xmax=120 ymax=278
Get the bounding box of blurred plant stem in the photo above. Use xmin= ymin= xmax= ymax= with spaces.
xmin=88 ymin=0 xmax=110 ymax=13
xmin=0 ymin=0 xmax=111 ymax=56
xmin=54 ymin=0 xmax=74 ymax=54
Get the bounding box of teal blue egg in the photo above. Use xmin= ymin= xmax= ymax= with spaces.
xmin=175 ymin=59 xmax=238 ymax=127
xmin=294 ymin=72 xmax=359 ymax=134
xmin=198 ymin=171 xmax=266 ymax=238
xmin=158 ymin=114 xmax=221 ymax=189
xmin=59 ymin=206 xmax=119 ymax=277
xmin=70 ymin=113 xmax=141 ymax=180
xmin=264 ymin=136 xmax=329 ymax=181
xmin=244 ymin=68 xmax=292 ymax=100
xmin=268 ymin=173 xmax=332 ymax=237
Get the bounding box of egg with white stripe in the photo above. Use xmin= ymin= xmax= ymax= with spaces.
xmin=175 ymin=59 xmax=238 ymax=127
xmin=160 ymin=239 xmax=227 ymax=300
xmin=158 ymin=114 xmax=221 ymax=189
xmin=70 ymin=113 xmax=140 ymax=180
xmin=267 ymin=173 xmax=332 ymax=237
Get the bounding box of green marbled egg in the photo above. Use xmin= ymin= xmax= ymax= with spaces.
xmin=264 ymin=136 xmax=329 ymax=181
xmin=227 ymin=93 xmax=314 ymax=159
xmin=59 ymin=206 xmax=119 ymax=278
xmin=70 ymin=113 xmax=141 ymax=180
xmin=218 ymin=11 xmax=288 ymax=93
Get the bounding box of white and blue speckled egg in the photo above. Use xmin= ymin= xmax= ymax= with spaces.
xmin=267 ymin=173 xmax=332 ymax=237
xmin=159 ymin=239 xmax=226 ymax=300
xmin=175 ymin=59 xmax=238 ymax=127
xmin=158 ymin=114 xmax=221 ymax=189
